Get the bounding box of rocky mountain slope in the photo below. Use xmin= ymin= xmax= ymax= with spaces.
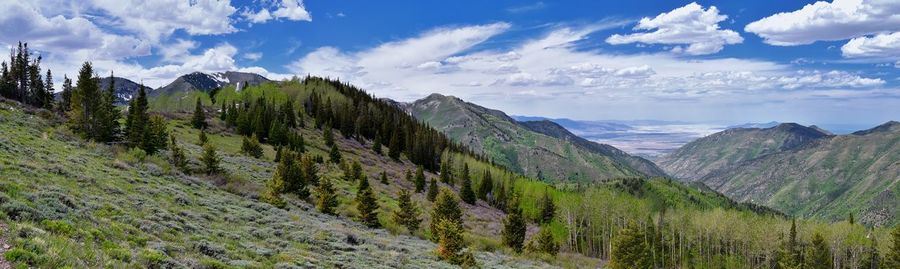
xmin=405 ymin=93 xmax=665 ymax=182
xmin=55 ymin=76 xmax=151 ymax=106
xmin=659 ymin=122 xmax=899 ymax=226
xmin=657 ymin=123 xmax=831 ymax=180
xmin=149 ymin=71 xmax=270 ymax=97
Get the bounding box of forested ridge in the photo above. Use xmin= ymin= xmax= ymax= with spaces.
xmin=0 ymin=41 xmax=898 ymax=268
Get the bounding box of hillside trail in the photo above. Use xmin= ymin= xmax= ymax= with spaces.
xmin=0 ymin=222 xmax=10 ymax=269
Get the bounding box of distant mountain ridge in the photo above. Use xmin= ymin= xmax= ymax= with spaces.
xmin=406 ymin=93 xmax=666 ymax=182
xmin=658 ymin=121 xmax=900 ymax=226
xmin=55 ymin=76 xmax=151 ymax=106
xmin=149 ymin=71 xmax=270 ymax=97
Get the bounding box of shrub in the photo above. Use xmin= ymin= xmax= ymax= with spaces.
xmin=139 ymin=249 xmax=167 ymax=269
xmin=1 ymin=201 xmax=39 ymax=221
xmin=4 ymin=247 xmax=44 ymax=266
xmin=40 ymin=220 xmax=74 ymax=236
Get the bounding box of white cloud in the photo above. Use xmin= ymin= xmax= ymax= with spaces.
xmin=841 ymin=32 xmax=900 ymax=58
xmin=90 ymin=0 xmax=238 ymax=42
xmin=745 ymin=0 xmax=900 ymax=46
xmin=243 ymin=9 xmax=273 ymax=23
xmin=606 ymin=2 xmax=743 ymax=55
xmin=243 ymin=52 xmax=263 ymax=61
xmin=287 ymin=23 xmax=892 ymax=123
xmin=272 ymin=0 xmax=312 ymax=21
xmin=159 ymin=39 xmax=198 ymax=63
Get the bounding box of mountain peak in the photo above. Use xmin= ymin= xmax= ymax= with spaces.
xmin=150 ymin=71 xmax=270 ymax=97
xmin=852 ymin=121 xmax=900 ymax=136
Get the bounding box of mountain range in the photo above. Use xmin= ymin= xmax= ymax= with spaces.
xmin=658 ymin=122 xmax=900 ymax=226
xmin=402 ymin=93 xmax=666 ymax=182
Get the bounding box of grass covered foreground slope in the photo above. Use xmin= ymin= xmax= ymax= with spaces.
xmin=0 ymin=100 xmax=553 ymax=268
xmin=657 ymin=123 xmax=831 ymax=181
xmin=699 ymin=122 xmax=900 ymax=226
xmin=405 ymin=93 xmax=664 ymax=183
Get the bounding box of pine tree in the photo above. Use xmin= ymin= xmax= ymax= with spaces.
xmin=440 ymin=158 xmax=453 ymax=185
xmin=778 ymin=219 xmax=802 ymax=268
xmin=200 ymin=143 xmax=221 ymax=175
xmin=538 ymin=190 xmax=555 ymax=224
xmin=198 ymin=130 xmax=209 ymax=146
xmin=414 ymin=166 xmax=426 ymax=193
xmin=426 ymin=178 xmax=439 ymax=202
xmin=220 ymin=102 xmax=228 ymax=121
xmin=301 ymin=155 xmax=319 ymax=186
xmin=392 ymin=189 xmax=421 ymax=233
xmin=436 ymin=219 xmax=466 ymax=265
xmin=531 ymin=225 xmax=558 ymax=256
xmin=169 ymin=134 xmax=188 ymax=171
xmin=371 ymin=133 xmax=382 ymax=155
xmin=477 ymin=170 xmax=492 ymax=201
xmin=351 ymin=160 xmax=365 ymax=183
xmin=42 ymin=69 xmax=53 ymax=110
xmin=886 ymin=225 xmax=900 ymax=269
xmin=501 ymin=195 xmax=526 ymax=253
xmin=355 ymin=176 xmax=380 ymax=228
xmin=430 ymin=188 xmax=463 ymax=242
xmin=276 ymin=150 xmax=308 ymax=199
xmin=329 ymin=144 xmax=341 ymax=164
xmin=609 ymin=221 xmax=652 ymax=269
xmin=379 ymin=170 xmax=389 ymax=185
xmin=59 ymin=75 xmax=73 ymax=113
xmin=125 ymin=84 xmax=149 ymax=148
xmin=315 ymin=177 xmax=338 ymax=215
xmin=241 ymin=134 xmax=264 ymax=158
xmin=142 ymin=115 xmax=169 ymax=155
xmin=69 ymin=62 xmax=100 ymax=139
xmin=192 ymin=97 xmax=206 ymax=129
xmin=804 ymin=232 xmax=831 ymax=269
xmin=323 ymin=124 xmax=334 ymax=146
xmin=459 ymin=164 xmax=476 ymax=205
xmin=261 ymin=170 xmax=286 ymax=208
xmin=94 ymin=71 xmax=119 ymax=142
xmin=388 ymin=130 xmax=401 ymax=160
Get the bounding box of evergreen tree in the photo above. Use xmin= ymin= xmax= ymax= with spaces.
xmin=436 ymin=219 xmax=466 ymax=265
xmin=192 ymin=97 xmax=206 ymax=129
xmin=94 ymin=71 xmax=119 ymax=142
xmin=41 ymin=69 xmax=53 ymax=110
xmin=241 ymin=134 xmax=264 ymax=158
xmin=329 ymin=144 xmax=341 ymax=164
xmin=371 ymin=133 xmax=382 ymax=155
xmin=355 ymin=176 xmax=380 ymax=228
xmin=609 ymin=221 xmax=652 ymax=269
xmin=301 ymin=155 xmax=319 ymax=186
xmin=142 ymin=115 xmax=169 ymax=155
xmin=848 ymin=212 xmax=855 ymax=225
xmin=477 ymin=170 xmax=492 ymax=201
xmin=804 ymin=232 xmax=831 ymax=269
xmin=414 ymin=166 xmax=426 ymax=193
xmin=538 ymin=190 xmax=556 ymax=224
xmin=315 ymin=177 xmax=338 ymax=215
xmin=261 ymin=170 xmax=286 ymax=208
xmin=351 ymin=160 xmax=365 ymax=183
xmin=426 ymin=178 xmax=439 ymax=202
xmin=268 ymin=121 xmax=288 ymax=146
xmin=276 ymin=150 xmax=308 ymax=199
xmin=459 ymin=164 xmax=476 ymax=205
xmin=59 ymin=75 xmax=73 ymax=113
xmin=405 ymin=169 xmax=412 ymax=182
xmin=388 ymin=130 xmax=401 ymax=160
xmin=198 ymin=129 xmax=209 ymax=146
xmin=440 ymin=158 xmax=453 ymax=185
xmin=501 ymin=195 xmax=526 ymax=253
xmin=778 ymin=219 xmax=802 ymax=268
xmin=323 ymin=124 xmax=334 ymax=146
xmin=220 ymin=102 xmax=227 ymax=121
xmin=531 ymin=225 xmax=558 ymax=256
xmin=200 ymin=143 xmax=221 ymax=175
xmin=68 ymin=62 xmax=101 ymax=140
xmin=392 ymin=189 xmax=422 ymax=233
xmin=125 ymin=84 xmax=149 ymax=148
xmin=169 ymin=134 xmax=188 ymax=171
xmin=379 ymin=170 xmax=389 ymax=185
xmin=887 ymin=225 xmax=900 ymax=269
xmin=430 ymin=188 xmax=463 ymax=242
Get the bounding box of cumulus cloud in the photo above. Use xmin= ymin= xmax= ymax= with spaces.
xmin=606 ymin=2 xmax=743 ymax=55
xmin=841 ymin=32 xmax=900 ymax=58
xmin=90 ymin=0 xmax=238 ymax=43
xmin=745 ymin=0 xmax=900 ymax=46
xmin=243 ymin=52 xmax=263 ymax=61
xmin=244 ymin=0 xmax=312 ymax=23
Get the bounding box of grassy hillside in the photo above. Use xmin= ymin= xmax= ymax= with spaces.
xmin=0 ymin=100 xmax=553 ymax=268
xmin=657 ymin=123 xmax=830 ymax=180
xmin=699 ymin=122 xmax=900 ymax=226
xmin=406 ymin=93 xmax=663 ymax=183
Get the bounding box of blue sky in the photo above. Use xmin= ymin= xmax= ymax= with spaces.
xmin=2 ymin=0 xmax=898 ymax=126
